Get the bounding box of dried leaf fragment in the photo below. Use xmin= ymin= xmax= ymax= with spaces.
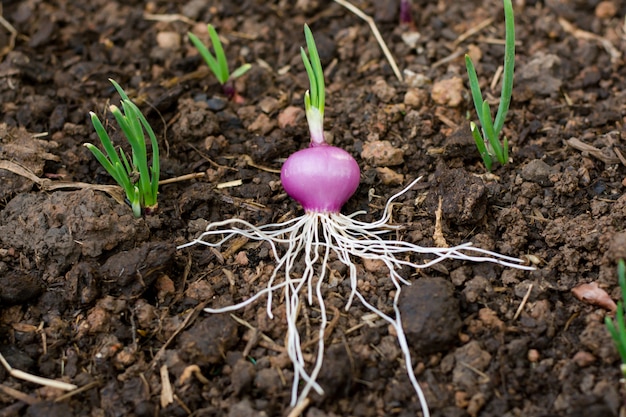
xmin=572 ymin=282 xmax=616 ymax=312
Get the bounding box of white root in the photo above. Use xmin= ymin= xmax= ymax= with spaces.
xmin=178 ymin=177 xmax=534 ymax=417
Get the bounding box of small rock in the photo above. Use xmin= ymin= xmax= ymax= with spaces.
xmin=455 ymin=390 xmax=469 ymax=408
xmin=373 ymin=0 xmax=399 ymax=23
xmin=401 ymin=31 xmax=421 ymax=48
xmin=431 ymin=76 xmax=464 ymax=107
xmin=258 ymin=97 xmax=279 ymax=114
xmin=361 ymin=140 xmax=404 ymax=166
xmin=156 ymin=31 xmax=181 ymax=49
xmin=254 ymin=368 xmax=282 ymax=396
xmin=100 ymin=242 xmax=175 ymax=297
xmin=606 ymin=231 xmax=626 ymax=260
xmin=403 ymin=70 xmax=431 ymax=88
xmin=375 ymin=167 xmax=404 ymax=185
xmin=185 ymin=280 xmax=214 ymax=301
xmin=227 ymin=399 xmax=266 ymax=417
xmin=25 ymin=401 xmax=72 ymax=417
xmin=517 ymin=53 xmax=562 ymax=96
xmin=315 ymin=344 xmax=354 ymax=401
xmin=155 ymin=275 xmax=175 ymax=302
xmin=463 ymin=275 xmax=491 ymax=303
xmin=178 ymin=314 xmax=238 ymax=366
xmin=452 ymin=341 xmax=491 ymax=393
xmin=248 ymin=113 xmax=275 ymax=135
xmin=206 ymin=97 xmax=227 ymax=111
xmin=371 ymin=78 xmax=397 ymax=103
xmin=0 ymin=270 xmax=43 ymax=305
xmin=427 ymin=168 xmax=487 ymax=225
xmin=404 ymin=88 xmax=427 ymax=108
xmin=527 ymin=349 xmax=540 ymax=363
xmin=231 ymin=358 xmax=256 ymax=395
xmin=399 ymin=277 xmax=462 ymax=354
xmin=362 ymin=258 xmax=385 ymax=273
xmin=467 ymin=392 xmax=486 ymax=417
xmin=572 ymin=351 xmax=596 ymax=367
xmin=595 ymin=1 xmax=617 ymax=18
xmin=521 ymin=159 xmax=553 ymax=185
xmin=278 ymin=105 xmax=304 ymax=129
xmin=478 ymin=308 xmax=504 ymax=330
xmin=579 ymin=318 xmax=616 ymax=363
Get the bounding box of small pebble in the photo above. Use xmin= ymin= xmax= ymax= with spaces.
xmin=156 ymin=31 xmax=181 ymax=49
xmin=375 ymin=167 xmax=404 ymax=185
xmin=206 ymin=97 xmax=227 ymax=111
xmin=371 ymin=78 xmax=397 ymax=103
xmin=572 ymin=351 xmax=596 ymax=367
xmin=361 ymin=140 xmax=404 ymax=166
xmin=595 ymin=1 xmax=617 ymax=18
xmin=521 ymin=159 xmax=553 ymax=186
xmin=278 ymin=106 xmax=304 ymax=129
xmin=431 ymin=76 xmax=464 ymax=107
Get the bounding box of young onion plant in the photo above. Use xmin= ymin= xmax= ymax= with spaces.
xmin=188 ymin=24 xmax=251 ymax=100
xmin=179 ymin=25 xmax=533 ymax=416
xmin=465 ymin=0 xmax=515 ymax=171
xmin=85 ymin=79 xmax=160 ymax=217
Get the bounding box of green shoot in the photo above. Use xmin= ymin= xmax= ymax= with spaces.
xmin=188 ymin=24 xmax=251 ymax=87
xmin=606 ymin=259 xmax=626 ymax=378
xmin=300 ymin=24 xmax=326 ymax=146
xmin=85 ymin=79 xmax=160 ymax=217
xmin=465 ymin=0 xmax=515 ymax=171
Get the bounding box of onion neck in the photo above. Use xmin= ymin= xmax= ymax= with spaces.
xmin=306 ymin=107 xmax=326 ymax=146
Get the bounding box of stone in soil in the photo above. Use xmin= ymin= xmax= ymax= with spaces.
xmin=399 ymin=277 xmax=462 ymax=354
xmin=177 ymin=313 xmax=238 ymax=366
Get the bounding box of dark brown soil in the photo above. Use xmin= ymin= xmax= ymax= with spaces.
xmin=1 ymin=0 xmax=626 ymax=416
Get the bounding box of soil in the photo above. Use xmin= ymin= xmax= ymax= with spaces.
xmin=1 ymin=0 xmax=626 ymax=416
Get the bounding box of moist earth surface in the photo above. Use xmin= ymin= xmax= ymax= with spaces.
xmin=1 ymin=0 xmax=626 ymax=416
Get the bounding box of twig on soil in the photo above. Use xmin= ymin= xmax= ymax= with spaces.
xmin=241 ymin=154 xmax=282 ymax=174
xmin=332 ymin=0 xmax=403 ymax=82
xmin=287 ymin=398 xmax=311 ymax=417
xmin=0 ymin=352 xmax=77 ymax=391
xmin=433 ymin=196 xmax=448 ymax=248
xmin=0 ymin=160 xmax=126 ymax=205
xmin=453 ymin=18 xmax=494 ymax=48
xmin=513 ymin=283 xmax=533 ymax=321
xmin=558 ymin=17 xmax=621 ymax=64
xmin=566 ymin=138 xmax=622 ymax=165
xmin=431 ymin=48 xmax=465 ymax=69
xmin=158 ymin=172 xmax=207 ymax=185
xmin=460 ymin=361 xmax=490 ymax=384
xmin=143 ymin=12 xmax=195 ymax=25
xmin=179 ymin=365 xmax=210 ymax=385
xmin=0 ymin=384 xmax=39 ymax=405
xmin=148 ymin=301 xmax=209 ymax=370
xmin=160 ymin=364 xmax=174 ymax=408
xmin=231 ymin=314 xmax=290 ymax=354
xmin=53 ymin=381 xmax=100 ymax=402
xmin=0 ymin=8 xmax=18 ymax=58
xmin=433 ymin=17 xmax=493 ymax=69
xmin=187 ymin=142 xmax=237 ymax=171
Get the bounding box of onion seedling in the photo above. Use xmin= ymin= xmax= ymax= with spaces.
xmin=605 ymin=259 xmax=626 ymax=378
xmin=179 ymin=25 xmax=533 ymax=416
xmin=85 ymin=79 xmax=160 ymax=217
xmin=465 ymin=0 xmax=515 ymax=171
xmin=188 ymin=24 xmax=251 ymax=100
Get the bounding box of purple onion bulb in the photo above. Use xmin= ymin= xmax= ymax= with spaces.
xmin=281 ymin=145 xmax=360 ymax=213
